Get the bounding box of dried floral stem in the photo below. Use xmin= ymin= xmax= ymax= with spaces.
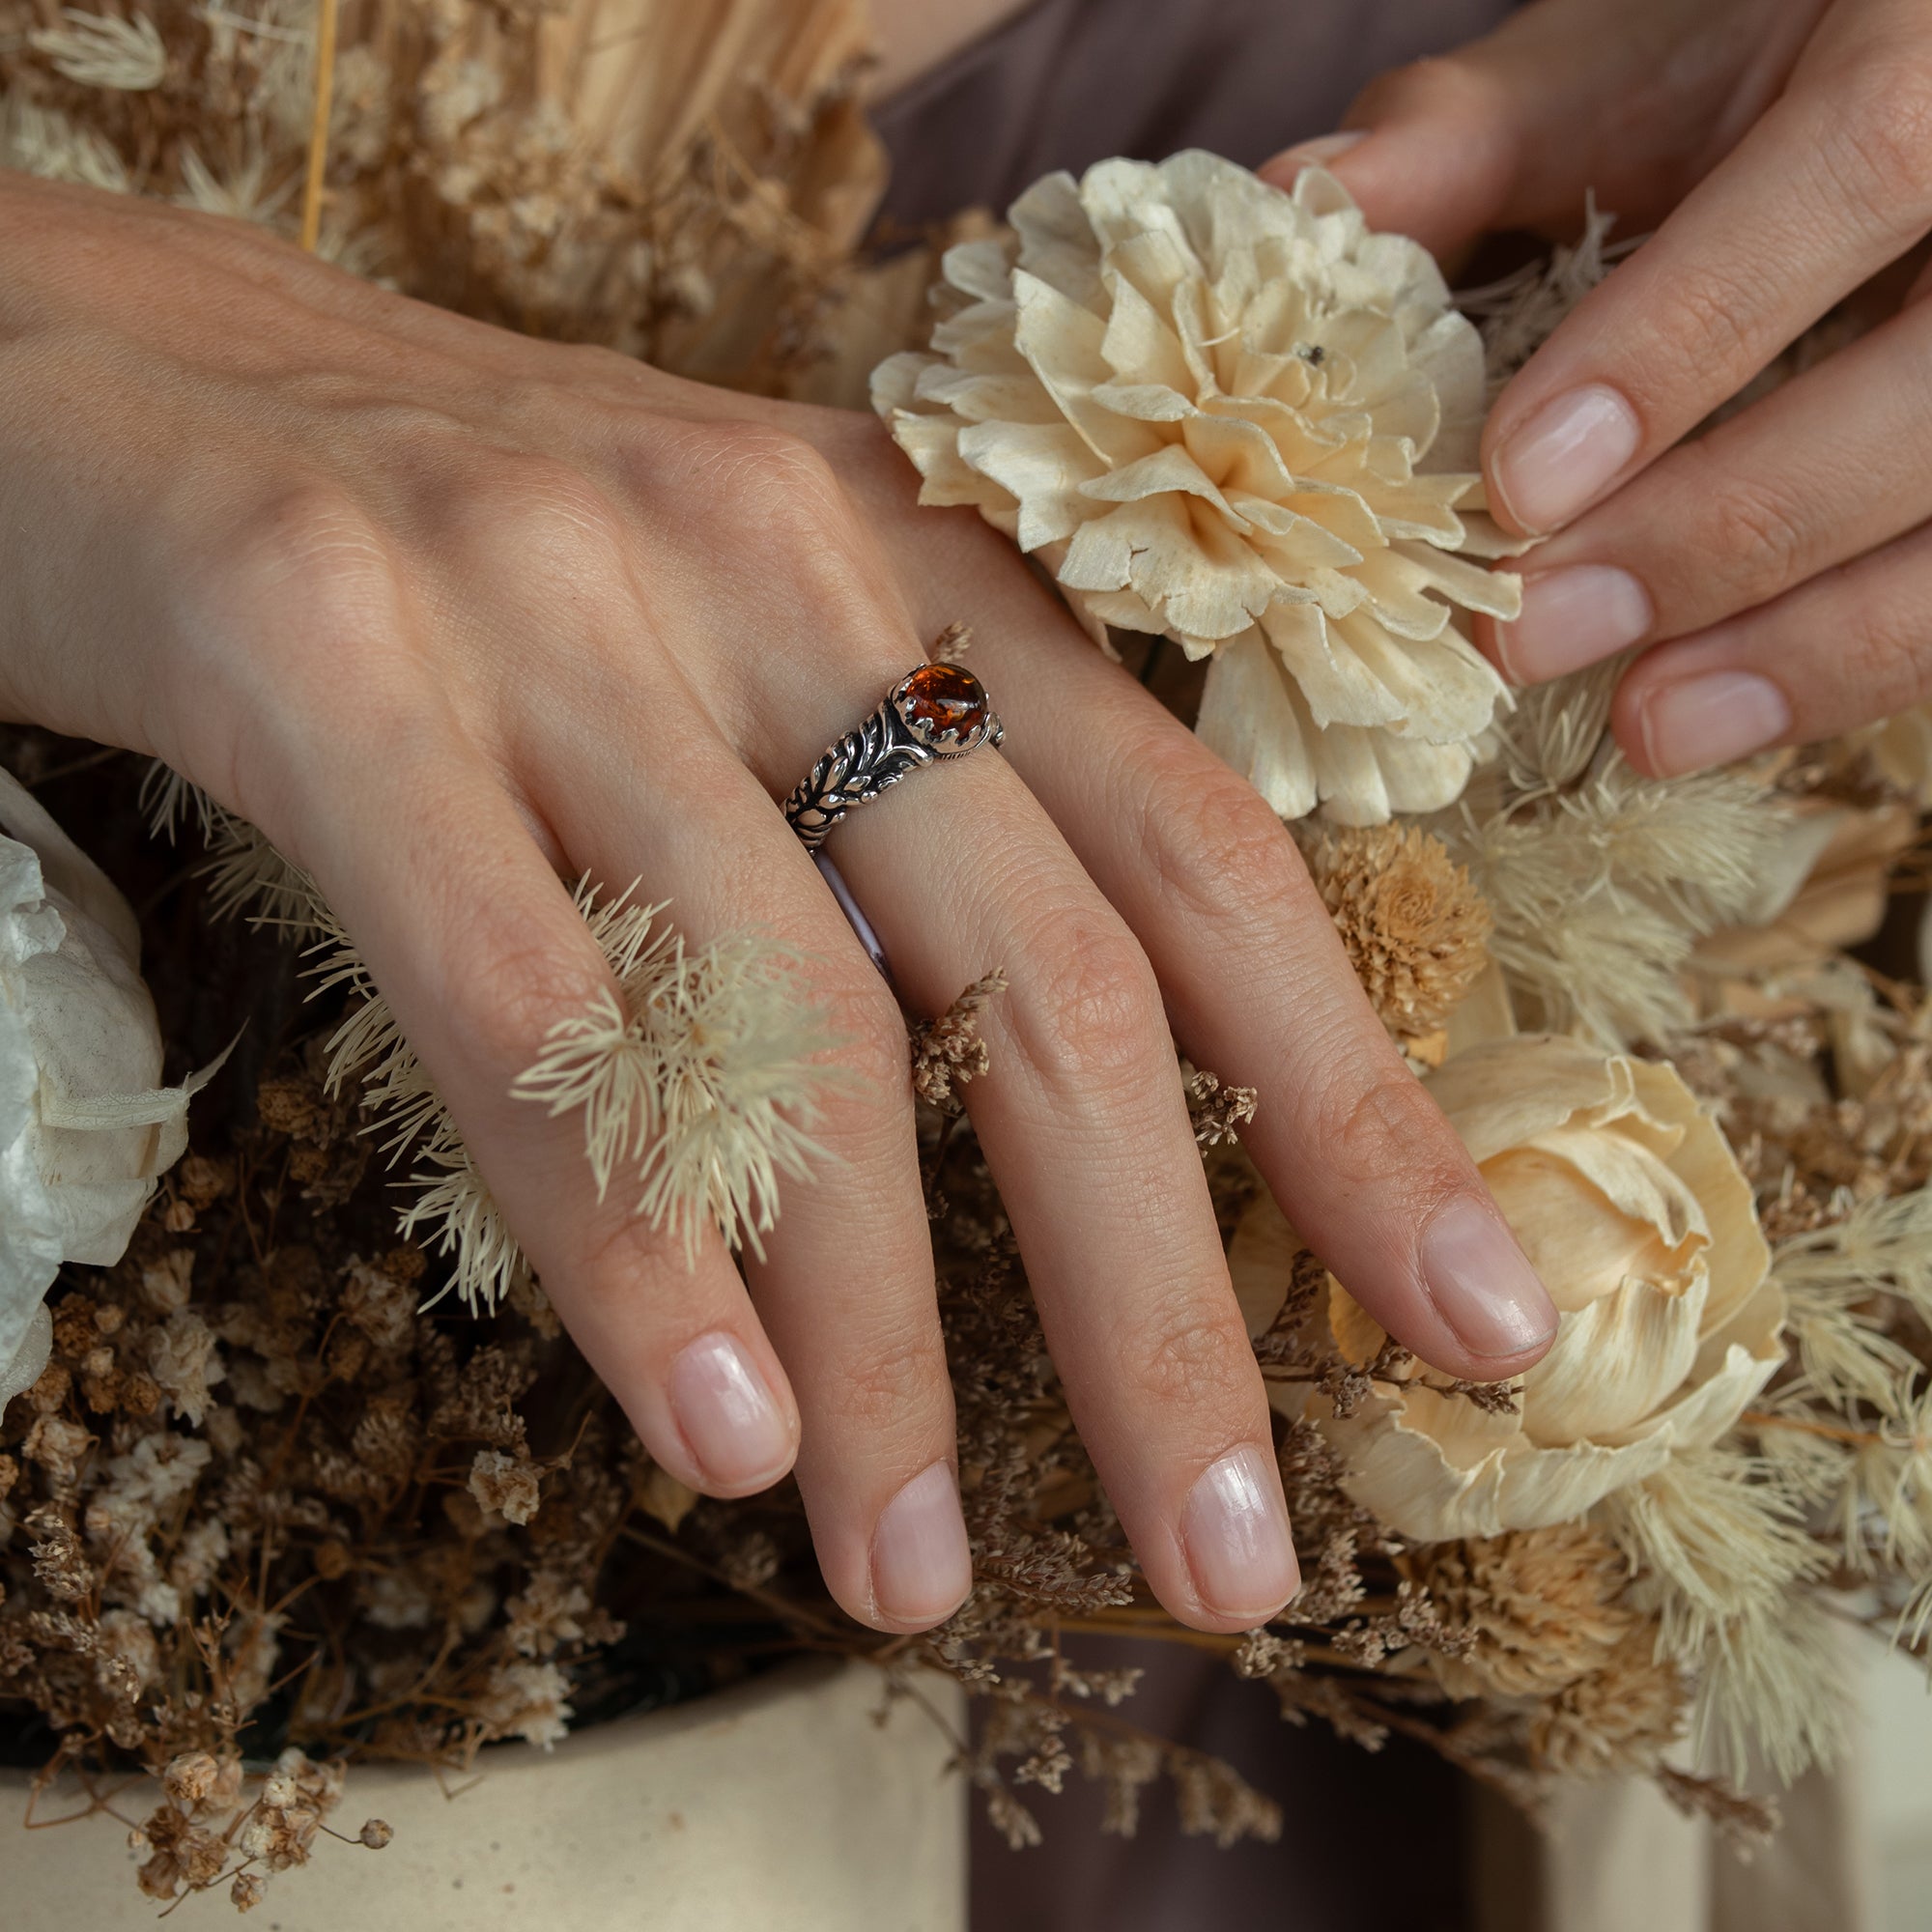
xmin=298 ymin=0 xmax=338 ymax=254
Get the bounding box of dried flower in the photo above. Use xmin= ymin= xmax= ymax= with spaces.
xmin=1409 ymin=1524 xmax=1638 ymax=1699
xmin=511 ymin=890 xmax=842 ymax=1264
xmin=1304 ymin=823 xmax=1491 ymax=1039
xmin=1249 ymin=1037 xmax=1784 ymax=1538
xmin=29 ymin=10 xmax=167 ymax=92
xmin=909 ymin=971 xmax=1007 ymax=1113
xmin=1530 ymin=1625 xmax=1687 ymax=1776
xmin=0 ymin=770 xmax=213 ymax=1395
xmin=874 ymin=154 xmax=1520 ymax=824
xmin=469 ymin=1446 xmax=541 ymax=1527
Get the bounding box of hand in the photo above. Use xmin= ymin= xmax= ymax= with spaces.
xmin=1264 ymin=0 xmax=1932 ymax=772
xmin=0 ymin=172 xmax=1556 ymax=1635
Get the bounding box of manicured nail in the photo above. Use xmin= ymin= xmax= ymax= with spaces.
xmin=1638 ymin=669 xmax=1791 ymax=777
xmin=668 ymin=1331 xmax=794 ymax=1492
xmin=1492 ymin=384 xmax=1642 ymax=533
xmin=1264 ymin=130 xmax=1367 ymax=183
xmin=870 ymin=1462 xmax=973 ymax=1628
xmin=1180 ymin=1445 xmax=1300 ymax=1621
xmin=1419 ymin=1196 xmax=1559 ymax=1361
xmin=1497 ymin=565 xmax=1653 ymax=684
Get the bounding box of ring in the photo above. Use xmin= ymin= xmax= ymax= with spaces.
xmin=782 ymin=662 xmax=1005 ymax=853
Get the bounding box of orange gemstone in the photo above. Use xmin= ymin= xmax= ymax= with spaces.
xmin=900 ymin=662 xmax=988 ymax=744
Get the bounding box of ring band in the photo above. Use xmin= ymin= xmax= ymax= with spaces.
xmin=782 ymin=662 xmax=1005 ymax=853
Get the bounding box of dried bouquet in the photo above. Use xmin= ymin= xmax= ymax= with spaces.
xmin=5 ymin=4 xmax=1932 ymax=1916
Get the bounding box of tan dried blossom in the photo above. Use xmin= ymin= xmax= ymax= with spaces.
xmin=505 ymin=1570 xmax=590 ymax=1658
xmin=147 ymin=1307 xmax=224 ymax=1425
xmin=477 ymin=1658 xmax=574 ymax=1749
xmin=0 ymin=90 xmax=128 ymax=191
xmin=358 ymin=1818 xmax=393 ymax=1849
xmin=1409 ymin=1524 xmax=1637 ymax=1699
xmin=909 ymin=970 xmax=1007 ymax=1113
xmin=1303 ymin=823 xmax=1491 ymax=1039
xmin=230 ymin=1872 xmax=267 ymax=1912
xmin=874 ymin=153 xmax=1520 ymax=825
xmin=1529 ymin=1625 xmax=1687 ymax=1777
xmin=468 ymin=1446 xmax=542 ymax=1527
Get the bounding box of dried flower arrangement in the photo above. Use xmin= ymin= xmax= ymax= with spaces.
xmin=5 ymin=7 xmax=1932 ymax=1915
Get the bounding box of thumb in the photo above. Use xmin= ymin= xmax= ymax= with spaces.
xmin=1257 ymin=0 xmax=1706 ymax=263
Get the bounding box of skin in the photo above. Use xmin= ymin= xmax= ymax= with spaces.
xmin=0 ymin=161 xmax=1559 ymax=1638
xmin=1264 ymin=0 xmax=1932 ymax=773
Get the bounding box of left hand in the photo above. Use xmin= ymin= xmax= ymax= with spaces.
xmin=1264 ymin=0 xmax=1932 ymax=774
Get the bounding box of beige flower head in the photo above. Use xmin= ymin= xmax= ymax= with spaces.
xmin=1236 ymin=1036 xmax=1785 ymax=1541
xmin=872 ymin=151 xmax=1521 ymax=824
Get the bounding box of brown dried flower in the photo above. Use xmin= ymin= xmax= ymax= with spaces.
xmin=1303 ymin=824 xmax=1492 ymax=1040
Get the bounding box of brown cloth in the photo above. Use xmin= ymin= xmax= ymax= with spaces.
xmin=871 ymin=0 xmax=1517 ymax=230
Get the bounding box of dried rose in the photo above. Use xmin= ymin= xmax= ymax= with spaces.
xmin=1237 ymin=1036 xmax=1783 ymax=1538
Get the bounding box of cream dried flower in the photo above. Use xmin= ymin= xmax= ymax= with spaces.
xmin=872 ymin=152 xmax=1520 ymax=825
xmin=1240 ymin=1036 xmax=1785 ymax=1539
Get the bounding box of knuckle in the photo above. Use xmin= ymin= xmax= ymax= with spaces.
xmin=1655 ymin=270 xmax=1767 ymax=384
xmin=464 ymin=454 xmax=631 ymax=592
xmin=1842 ymin=593 xmax=1932 ymax=717
xmin=1120 ymin=1290 xmax=1257 ymax=1412
xmin=1135 ymin=741 xmax=1304 ymax=928
xmin=1009 ymin=905 xmax=1168 ymax=1091
xmin=464 ymin=938 xmax=607 ymax=1076
xmin=1824 ymin=63 xmax=1932 ymax=216
xmin=811 ymin=976 xmax=915 ymax=1133
xmin=220 ymin=482 xmax=402 ymax=645
xmin=829 ymin=1330 xmax=950 ymax=1436
xmin=1697 ymin=461 xmax=1812 ymax=593
xmin=1311 ymin=1062 xmax=1448 ymax=1184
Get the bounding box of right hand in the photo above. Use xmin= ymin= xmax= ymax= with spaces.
xmin=0 ymin=173 xmax=1556 ymax=1636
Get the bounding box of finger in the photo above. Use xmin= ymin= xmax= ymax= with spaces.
xmin=1612 ymin=518 xmax=1932 ymax=776
xmin=434 ymin=455 xmax=969 ymax=1634
xmin=1483 ymin=0 xmax=1932 ymax=537
xmin=966 ymin=582 xmax=1557 ymax=1379
xmin=1254 ymin=0 xmax=1809 ymax=262
xmin=1490 ymin=292 xmax=1932 ymax=686
xmin=529 ymin=714 xmax=968 ymax=1635
xmin=820 ymin=752 xmax=1302 ymax=1634
xmin=290 ymin=720 xmax=802 ymax=1503
xmin=663 ymin=429 xmax=1296 ymax=1631
xmin=838 ymin=467 xmax=1558 ymax=1380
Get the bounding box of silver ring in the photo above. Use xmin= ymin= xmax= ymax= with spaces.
xmin=782 ymin=663 xmax=1005 ymax=853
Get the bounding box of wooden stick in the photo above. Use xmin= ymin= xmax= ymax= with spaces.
xmin=299 ymin=0 xmax=340 ymax=253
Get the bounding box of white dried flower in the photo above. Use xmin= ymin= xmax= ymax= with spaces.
xmin=873 ymin=152 xmax=1520 ymax=824
xmin=0 ymin=771 xmax=214 ymax=1397
xmin=29 ymin=9 xmax=167 ymax=90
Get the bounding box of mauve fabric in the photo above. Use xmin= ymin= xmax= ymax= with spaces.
xmin=871 ymin=0 xmax=1518 ymax=231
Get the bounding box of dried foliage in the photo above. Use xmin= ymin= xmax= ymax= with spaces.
xmin=0 ymin=0 xmax=886 ymax=394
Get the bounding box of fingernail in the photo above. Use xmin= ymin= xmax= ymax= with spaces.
xmin=667 ymin=1331 xmax=794 ymax=1491
xmin=1264 ymin=130 xmax=1367 ymax=182
xmin=1492 ymin=384 xmax=1642 ymax=533
xmin=1419 ymin=1196 xmax=1559 ymax=1361
xmin=870 ymin=1461 xmax=973 ymax=1629
xmin=1180 ymin=1444 xmax=1301 ymax=1622
xmin=1497 ymin=565 xmax=1653 ymax=684
xmin=1638 ymin=669 xmax=1791 ymax=777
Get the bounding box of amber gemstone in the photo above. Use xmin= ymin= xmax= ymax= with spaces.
xmin=899 ymin=662 xmax=989 ymax=745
